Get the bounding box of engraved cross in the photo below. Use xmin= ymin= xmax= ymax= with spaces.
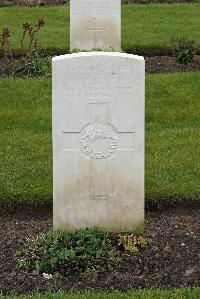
xmin=87 ymin=18 xmax=106 ymax=49
xmin=62 ymin=103 xmax=135 ymax=200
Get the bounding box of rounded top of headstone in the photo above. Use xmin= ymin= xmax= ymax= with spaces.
xmin=52 ymin=52 xmax=144 ymax=62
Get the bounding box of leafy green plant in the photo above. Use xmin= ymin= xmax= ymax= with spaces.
xmin=118 ymin=234 xmax=147 ymax=254
xmin=15 ymin=52 xmax=51 ymax=77
xmin=16 ymin=228 xmax=121 ymax=276
xmin=171 ymin=37 xmax=196 ymax=64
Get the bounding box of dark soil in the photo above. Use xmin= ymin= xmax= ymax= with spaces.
xmin=0 ymin=0 xmax=196 ymax=7
xmin=145 ymin=55 xmax=200 ymax=74
xmin=0 ymin=0 xmax=67 ymax=7
xmin=0 ymin=204 xmax=199 ymax=295
xmin=1 ymin=55 xmax=200 ymax=77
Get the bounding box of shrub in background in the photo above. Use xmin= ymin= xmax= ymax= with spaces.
xmin=171 ymin=37 xmax=196 ymax=64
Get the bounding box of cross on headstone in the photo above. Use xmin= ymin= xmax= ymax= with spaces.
xmin=62 ymin=103 xmax=135 ymax=200
xmin=87 ymin=18 xmax=106 ymax=49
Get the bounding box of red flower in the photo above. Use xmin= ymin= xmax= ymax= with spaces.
xmin=23 ymin=23 xmax=33 ymax=34
xmin=37 ymin=19 xmax=45 ymax=29
xmin=2 ymin=28 xmax=10 ymax=39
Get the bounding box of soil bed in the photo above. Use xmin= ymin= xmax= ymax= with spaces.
xmin=0 ymin=204 xmax=199 ymax=295
xmin=145 ymin=55 xmax=200 ymax=74
xmin=0 ymin=0 xmax=66 ymax=7
xmin=0 ymin=55 xmax=200 ymax=77
xmin=0 ymin=0 xmax=195 ymax=7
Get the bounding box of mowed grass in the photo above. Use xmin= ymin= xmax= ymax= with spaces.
xmin=146 ymin=72 xmax=200 ymax=202
xmin=1 ymin=288 xmax=200 ymax=299
xmin=0 ymin=72 xmax=199 ymax=205
xmin=0 ymin=4 xmax=200 ymax=54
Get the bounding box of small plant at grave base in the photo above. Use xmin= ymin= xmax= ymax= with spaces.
xmin=21 ymin=19 xmax=45 ymax=57
xmin=117 ymin=234 xmax=147 ymax=254
xmin=171 ymin=37 xmax=196 ymax=64
xmin=70 ymin=47 xmax=118 ymax=54
xmin=69 ymin=48 xmax=103 ymax=54
xmin=1 ymin=27 xmax=12 ymax=61
xmin=91 ymin=47 xmax=116 ymax=52
xmin=15 ymin=52 xmax=51 ymax=77
xmin=15 ymin=228 xmax=121 ymax=276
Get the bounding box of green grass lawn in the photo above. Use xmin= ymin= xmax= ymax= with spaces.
xmin=0 ymin=4 xmax=200 ymax=54
xmin=0 ymin=287 xmax=200 ymax=299
xmin=1 ymin=288 xmax=200 ymax=299
xmin=0 ymin=72 xmax=199 ymax=205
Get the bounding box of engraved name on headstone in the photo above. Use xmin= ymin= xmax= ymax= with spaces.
xmin=70 ymin=0 xmax=121 ymax=51
xmin=53 ymin=52 xmax=145 ymax=232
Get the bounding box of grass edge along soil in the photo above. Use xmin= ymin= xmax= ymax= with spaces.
xmin=0 ymin=287 xmax=200 ymax=299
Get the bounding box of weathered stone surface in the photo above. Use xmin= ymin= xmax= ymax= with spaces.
xmin=52 ymin=52 xmax=145 ymax=232
xmin=70 ymin=0 xmax=121 ymax=51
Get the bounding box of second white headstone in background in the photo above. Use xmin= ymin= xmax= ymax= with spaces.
xmin=70 ymin=0 xmax=121 ymax=51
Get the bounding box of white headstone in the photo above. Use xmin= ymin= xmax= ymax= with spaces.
xmin=70 ymin=0 xmax=121 ymax=51
xmin=53 ymin=52 xmax=145 ymax=232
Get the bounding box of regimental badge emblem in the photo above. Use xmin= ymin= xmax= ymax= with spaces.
xmin=80 ymin=123 xmax=118 ymax=159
